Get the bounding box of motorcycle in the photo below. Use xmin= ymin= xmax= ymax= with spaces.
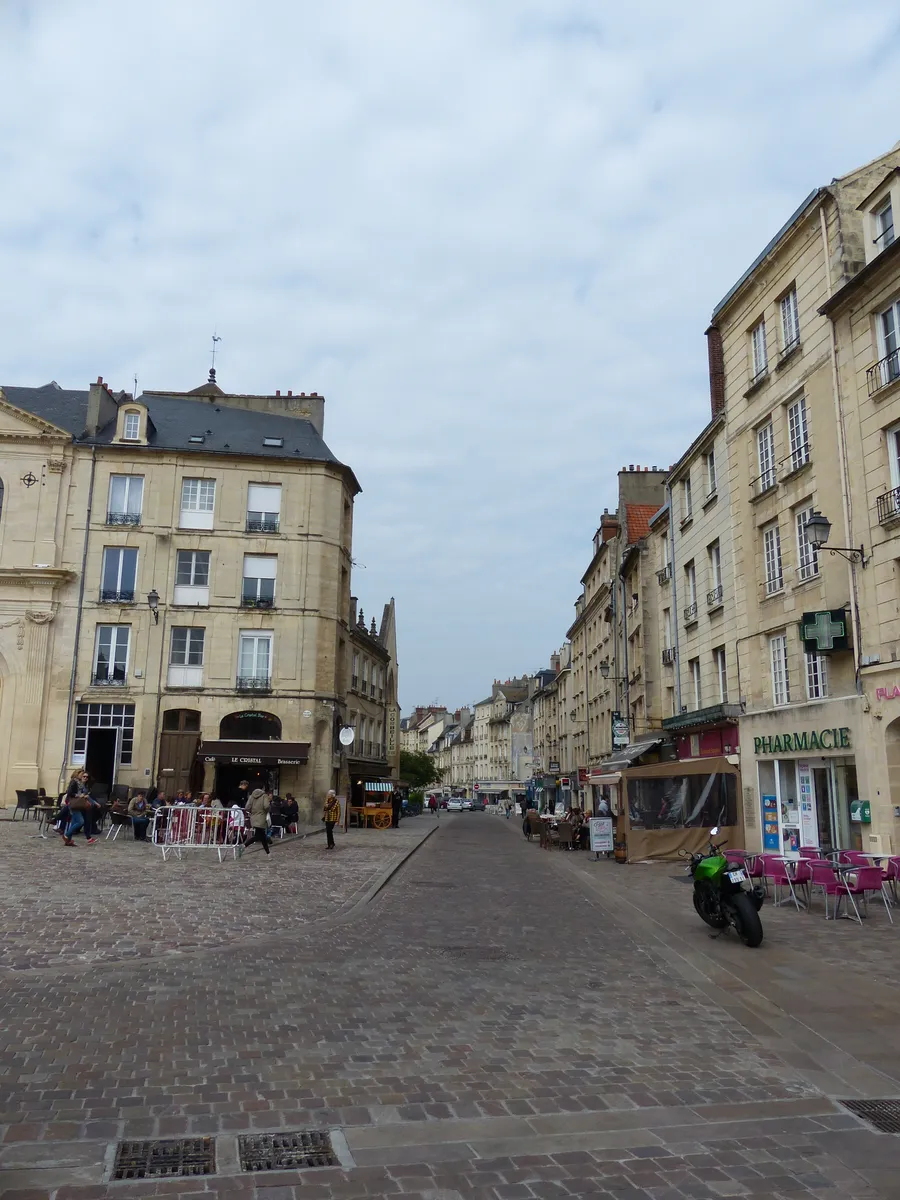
xmin=682 ymin=827 xmax=765 ymax=947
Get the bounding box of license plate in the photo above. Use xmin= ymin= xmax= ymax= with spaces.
xmin=727 ymin=869 xmax=747 ymax=883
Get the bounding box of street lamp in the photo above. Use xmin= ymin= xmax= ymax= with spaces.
xmin=147 ymin=588 xmax=160 ymax=624
xmin=804 ymin=511 xmax=868 ymax=568
xmin=599 ymin=661 xmax=627 ymax=681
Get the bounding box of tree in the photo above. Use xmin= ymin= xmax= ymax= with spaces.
xmin=399 ymin=750 xmax=441 ymax=789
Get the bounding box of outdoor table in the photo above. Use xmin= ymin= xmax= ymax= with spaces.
xmin=33 ymin=805 xmax=57 ymax=838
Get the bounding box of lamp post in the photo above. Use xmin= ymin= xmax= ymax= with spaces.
xmin=147 ymin=588 xmax=160 ymax=623
xmin=804 ymin=511 xmax=868 ymax=568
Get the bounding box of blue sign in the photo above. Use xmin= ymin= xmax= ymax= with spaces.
xmin=762 ymin=794 xmax=779 ymax=851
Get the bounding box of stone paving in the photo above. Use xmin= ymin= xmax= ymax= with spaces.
xmin=1 ymin=813 xmax=899 ymax=1198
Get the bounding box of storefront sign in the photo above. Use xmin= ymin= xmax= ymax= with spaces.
xmin=801 ymin=609 xmax=849 ymax=653
xmin=548 ymin=759 xmax=560 ymax=771
xmin=589 ymin=817 xmax=614 ymax=853
xmin=611 ymin=711 xmax=629 ymax=749
xmin=797 ymin=762 xmax=817 ymax=848
xmin=762 ymin=794 xmax=780 ymax=850
xmin=753 ymin=728 xmax=850 ymax=755
xmin=876 ymin=684 xmax=900 ymax=701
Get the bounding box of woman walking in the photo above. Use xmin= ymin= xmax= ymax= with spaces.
xmin=322 ymin=789 xmax=340 ymax=849
xmin=245 ymin=787 xmax=271 ymax=855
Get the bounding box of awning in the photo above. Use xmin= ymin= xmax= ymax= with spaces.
xmin=594 ymin=735 xmax=664 ymax=775
xmin=365 ymin=781 xmax=393 ymax=792
xmin=197 ymin=740 xmax=310 ymax=766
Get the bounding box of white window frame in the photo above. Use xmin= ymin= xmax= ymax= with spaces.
xmin=122 ymin=410 xmax=141 ymax=441
xmin=795 ymin=506 xmax=819 ymax=582
xmin=770 ymin=633 xmax=790 ymax=706
xmin=241 ymin=555 xmax=277 ymax=606
xmin=757 ymin=422 xmax=776 ymax=492
xmin=663 ymin=607 xmax=672 ymax=649
xmin=787 ymin=395 xmax=809 ymax=471
xmin=805 ymin=651 xmax=828 ymax=700
xmin=751 ymin=318 xmax=768 ymax=380
xmin=690 ymin=658 xmax=701 ymax=709
xmin=763 ymin=523 xmax=783 ymax=595
xmin=101 ymin=546 xmax=138 ymax=602
xmin=705 ymin=448 xmax=717 ymax=497
xmin=169 ymin=626 xmax=205 ymax=667
xmin=708 ymin=541 xmax=722 ymax=590
xmin=878 ymin=299 xmax=900 ymax=382
xmin=93 ymin=625 xmax=130 ymax=684
xmin=714 ymin=646 xmax=727 ymax=702
xmin=351 ymin=651 xmax=359 ymax=689
xmin=888 ymin=422 xmax=900 ymax=491
xmin=875 ymin=197 xmax=895 ymax=250
xmin=247 ymin=484 xmax=282 ymax=532
xmin=238 ymin=631 xmax=273 ymax=682
xmin=174 ymin=550 xmax=210 ymax=606
xmin=682 ymin=475 xmax=693 ymax=521
xmin=686 ymin=561 xmax=697 ymax=606
xmin=107 ymin=475 xmax=144 ymax=522
xmin=780 ymin=288 xmax=800 ymax=352
xmin=180 ymin=478 xmax=216 ymax=530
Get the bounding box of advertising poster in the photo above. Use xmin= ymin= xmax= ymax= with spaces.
xmin=762 ymin=794 xmax=780 ymax=851
xmin=797 ymin=762 xmax=817 ymax=848
xmin=589 ymin=817 xmax=614 ymax=854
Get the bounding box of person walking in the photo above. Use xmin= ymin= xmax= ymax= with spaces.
xmin=245 ymin=787 xmax=271 ymax=854
xmin=428 ymin=794 xmax=439 ymax=818
xmin=322 ymin=789 xmax=340 ymax=849
xmin=236 ymin=779 xmax=251 ymax=809
xmin=390 ymin=788 xmax=402 ymax=829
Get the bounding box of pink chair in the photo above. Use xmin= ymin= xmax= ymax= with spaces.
xmin=837 ymin=851 xmax=870 ymax=867
xmin=807 ymin=860 xmax=854 ymax=921
xmin=766 ymin=857 xmax=804 ymax=911
xmin=799 ymin=847 xmax=821 ymax=859
xmin=843 ymin=866 xmax=894 ymax=925
xmin=884 ymin=856 xmax=900 ymax=903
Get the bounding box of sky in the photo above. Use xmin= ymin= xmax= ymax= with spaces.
xmin=2 ymin=1 xmax=900 ymax=713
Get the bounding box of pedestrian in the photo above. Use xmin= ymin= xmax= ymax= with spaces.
xmin=236 ymin=779 xmax=250 ymax=809
xmin=245 ymin=787 xmax=271 ymax=855
xmin=504 ymin=800 xmax=512 ymax=819
xmin=390 ymin=788 xmax=402 ymax=829
xmin=63 ymin=779 xmax=94 ymax=846
xmin=284 ymin=793 xmax=299 ymax=833
xmin=322 ymin=789 xmax=340 ymax=849
xmin=428 ymin=794 xmax=439 ymax=818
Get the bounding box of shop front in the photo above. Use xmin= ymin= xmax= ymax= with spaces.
xmin=197 ymin=738 xmax=310 ymax=801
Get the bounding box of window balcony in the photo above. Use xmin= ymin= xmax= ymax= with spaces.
xmin=99 ymin=589 xmax=135 ymax=604
xmin=92 ymin=670 xmax=127 ymax=686
xmin=240 ymin=595 xmax=274 ymax=609
xmin=236 ymin=675 xmax=272 ymax=692
xmin=750 ymin=469 xmax=777 ymax=500
xmin=684 ymin=602 xmax=698 ymax=623
xmin=661 ymin=646 xmax=676 ymax=666
xmin=868 ymin=350 xmax=900 ymax=398
xmin=876 ymin=485 xmax=900 ymax=526
xmin=707 ymin=585 xmax=724 ymax=610
xmin=105 ymin=511 xmax=142 ymax=527
xmin=246 ymin=513 xmax=280 ymax=534
xmin=351 ymin=674 xmax=359 ymax=690
xmin=656 ymin=564 xmax=671 ymax=585
xmin=777 ymin=338 xmax=801 ymax=368
xmin=744 ymin=365 xmax=769 ymax=396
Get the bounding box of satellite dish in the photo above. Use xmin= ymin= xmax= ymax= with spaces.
xmin=339 ymin=726 xmax=355 ymax=747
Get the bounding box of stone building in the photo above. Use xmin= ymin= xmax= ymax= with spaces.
xmin=345 ymin=598 xmax=400 ymax=806
xmin=0 ymin=371 xmax=389 ymax=824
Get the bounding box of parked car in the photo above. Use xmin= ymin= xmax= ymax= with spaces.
xmin=447 ymin=798 xmax=464 ymax=811
xmin=469 ymin=797 xmax=485 ymax=811
xmin=461 ymin=798 xmax=474 ymax=810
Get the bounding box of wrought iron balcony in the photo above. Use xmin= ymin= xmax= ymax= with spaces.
xmin=246 ymin=513 xmax=280 ymax=533
xmin=684 ymin=601 xmax=698 ymax=623
xmin=867 ymin=349 xmax=900 ymax=398
xmin=105 ymin=511 xmax=141 ymax=526
xmin=236 ymin=675 xmax=272 ymax=692
xmin=240 ymin=595 xmax=274 ymax=609
xmin=656 ymin=564 xmax=671 ymax=585
xmin=707 ymin=584 xmax=724 ymax=608
xmin=661 ymin=646 xmax=676 ymax=665
xmin=750 ymin=468 xmax=777 ymax=499
xmin=100 ymin=589 xmax=135 ymax=603
xmin=92 ymin=670 xmax=127 ymax=686
xmin=876 ymin=485 xmax=900 ymax=526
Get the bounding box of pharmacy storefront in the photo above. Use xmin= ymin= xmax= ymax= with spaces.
xmin=744 ymin=707 xmax=866 ymax=857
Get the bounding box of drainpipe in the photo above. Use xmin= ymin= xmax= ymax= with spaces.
xmin=619 ymin=571 xmax=630 ymax=730
xmin=666 ymin=484 xmax=682 ymax=713
xmin=59 ymin=446 xmax=96 ymax=793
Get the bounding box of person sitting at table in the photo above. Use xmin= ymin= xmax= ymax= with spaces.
xmin=269 ymin=794 xmax=289 ymax=833
xmin=127 ymin=792 xmax=151 ymax=842
xmin=209 ymin=794 xmax=224 ymax=810
xmin=284 ymin=793 xmax=299 ymax=832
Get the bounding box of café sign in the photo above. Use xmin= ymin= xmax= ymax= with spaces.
xmin=754 ymin=727 xmax=851 ymax=755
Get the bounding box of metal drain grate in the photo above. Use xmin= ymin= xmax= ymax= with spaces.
xmin=239 ymin=1130 xmax=339 ymax=1171
xmin=839 ymin=1099 xmax=900 ymax=1133
xmin=438 ymin=945 xmax=512 ymax=961
xmin=112 ymin=1137 xmax=216 ymax=1180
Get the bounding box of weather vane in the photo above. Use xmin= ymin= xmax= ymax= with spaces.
xmin=210 ymin=331 xmax=222 ymax=376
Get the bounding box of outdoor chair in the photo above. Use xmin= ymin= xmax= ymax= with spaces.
xmin=557 ymin=823 xmax=574 ymax=851
xmin=13 ymin=790 xmax=31 ymax=820
xmin=765 ymin=856 xmax=805 ymax=911
xmin=798 ymin=847 xmax=822 ymax=860
xmin=538 ymin=822 xmax=551 ymax=849
xmin=843 ymin=865 xmax=893 ymax=924
xmin=105 ymin=810 xmax=133 ymax=841
xmin=884 ymin=856 xmax=900 ymax=903
xmin=837 ymin=851 xmax=870 ymax=867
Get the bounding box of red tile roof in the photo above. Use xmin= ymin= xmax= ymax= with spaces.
xmin=625 ymin=503 xmax=659 ymax=544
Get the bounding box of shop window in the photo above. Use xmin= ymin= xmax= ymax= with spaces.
xmin=805 ymin=652 xmax=828 ymax=700
xmin=627 ymin=772 xmax=737 ymax=830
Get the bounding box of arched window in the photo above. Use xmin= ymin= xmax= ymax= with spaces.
xmin=219 ymin=711 xmax=282 ymax=740
xmin=122 ymin=410 xmax=141 ymax=441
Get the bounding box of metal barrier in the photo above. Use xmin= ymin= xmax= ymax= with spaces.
xmin=151 ymin=805 xmax=247 ymax=862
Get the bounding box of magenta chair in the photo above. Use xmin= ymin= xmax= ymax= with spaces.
xmin=884 ymin=856 xmax=900 ymax=903
xmin=798 ymin=847 xmax=821 ymax=859
xmin=844 ymin=865 xmax=894 ymax=924
xmin=838 ymin=851 xmax=871 ymax=867
xmin=766 ymin=856 xmax=805 ymax=911
xmin=807 ymin=860 xmax=855 ymax=921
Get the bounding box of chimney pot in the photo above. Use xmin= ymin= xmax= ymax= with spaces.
xmin=287 ymin=390 xmax=292 ymax=396
xmin=276 ymin=390 xmax=281 ymax=396
xmin=97 ymin=376 xmax=103 ymax=384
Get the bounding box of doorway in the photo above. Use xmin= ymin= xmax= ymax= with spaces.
xmin=158 ymin=709 xmax=204 ymax=798
xmin=85 ymin=727 xmax=119 ymax=799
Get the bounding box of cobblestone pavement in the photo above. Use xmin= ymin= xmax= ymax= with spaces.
xmin=1 ymin=813 xmax=898 ymax=1199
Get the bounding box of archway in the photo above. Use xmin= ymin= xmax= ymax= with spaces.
xmin=215 ymin=710 xmax=283 ymax=802
xmin=219 ymin=710 xmax=281 ymax=741
xmin=158 ymin=708 xmax=204 ymax=798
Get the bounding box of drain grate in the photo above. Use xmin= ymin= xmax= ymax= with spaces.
xmin=438 ymin=945 xmax=512 ymax=961
xmin=112 ymin=1137 xmax=216 ymax=1180
xmin=839 ymin=1099 xmax=900 ymax=1133
xmin=239 ymin=1130 xmax=339 ymax=1171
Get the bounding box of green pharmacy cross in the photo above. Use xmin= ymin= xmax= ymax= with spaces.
xmin=801 ymin=610 xmax=849 ymax=653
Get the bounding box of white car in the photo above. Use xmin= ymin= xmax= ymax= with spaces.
xmin=447 ymin=798 xmax=464 ymax=811
xmin=461 ymin=798 xmax=474 ymax=809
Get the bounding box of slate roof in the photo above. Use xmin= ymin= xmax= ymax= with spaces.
xmin=1 ymin=382 xmax=90 ymax=435
xmin=624 ymin=503 xmax=659 ymax=543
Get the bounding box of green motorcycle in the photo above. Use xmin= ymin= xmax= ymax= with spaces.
xmin=683 ymin=827 xmax=765 ymax=947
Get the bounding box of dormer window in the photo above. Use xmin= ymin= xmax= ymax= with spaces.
xmin=123 ymin=411 xmax=141 ymax=440
xmin=875 ymin=198 xmax=895 ymax=250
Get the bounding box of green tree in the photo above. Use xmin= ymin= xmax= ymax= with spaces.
xmin=399 ymin=750 xmax=441 ymax=788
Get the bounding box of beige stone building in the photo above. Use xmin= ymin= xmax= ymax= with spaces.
xmin=0 ymin=371 xmax=393 ymax=824
xmin=710 ymin=143 xmax=900 ymax=856
xmin=345 ymin=598 xmax=400 ymax=806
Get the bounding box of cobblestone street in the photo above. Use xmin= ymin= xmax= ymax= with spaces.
xmin=2 ymin=814 xmax=899 ymax=1199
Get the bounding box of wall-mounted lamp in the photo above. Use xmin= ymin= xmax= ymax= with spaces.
xmin=804 ymin=511 xmax=868 ymax=568
xmin=147 ymin=588 xmax=160 ymax=624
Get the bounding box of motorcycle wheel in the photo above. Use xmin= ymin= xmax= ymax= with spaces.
xmin=692 ymin=888 xmax=728 ymax=929
xmin=729 ymin=892 xmax=764 ymax=947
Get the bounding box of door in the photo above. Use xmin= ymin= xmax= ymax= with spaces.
xmin=85 ymin=727 xmax=120 ymax=800
xmin=812 ymin=766 xmax=834 ymax=850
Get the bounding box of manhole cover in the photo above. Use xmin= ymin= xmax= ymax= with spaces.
xmin=839 ymin=1100 xmax=900 ymax=1133
xmin=112 ymin=1138 xmax=216 ymax=1180
xmin=238 ymin=1130 xmax=339 ymax=1171
xmin=438 ymin=945 xmax=512 ymax=961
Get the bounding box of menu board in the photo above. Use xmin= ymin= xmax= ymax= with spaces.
xmin=762 ymin=794 xmax=780 ymax=851
xmin=589 ymin=817 xmax=614 ymax=854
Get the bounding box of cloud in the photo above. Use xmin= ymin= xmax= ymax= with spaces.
xmin=1 ymin=0 xmax=899 ymax=709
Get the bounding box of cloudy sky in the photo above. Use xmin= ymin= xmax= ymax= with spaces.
xmin=2 ymin=1 xmax=899 ymax=711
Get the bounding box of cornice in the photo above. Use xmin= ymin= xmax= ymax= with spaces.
xmin=0 ymin=567 xmax=76 ymax=588
xmin=0 ymin=396 xmax=71 ymax=438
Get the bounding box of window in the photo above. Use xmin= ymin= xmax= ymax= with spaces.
xmin=806 ymin=652 xmax=828 ymax=700
xmin=0 ymin=477 xmax=4 ymax=520
xmin=122 ymin=411 xmax=141 ymax=440
xmin=787 ymin=395 xmax=809 ymax=470
xmin=107 ymin=475 xmax=143 ymax=525
xmin=708 ymin=540 xmax=722 ymax=590
xmin=663 ymin=607 xmax=672 ymax=648
xmin=876 ymin=300 xmax=900 ymax=389
xmin=93 ymin=625 xmax=130 ymax=684
xmin=377 ymin=666 xmax=384 ymax=700
xmin=246 ymin=484 xmax=281 ymax=533
xmin=795 ymin=506 xmax=819 ymax=581
xmin=681 ymin=475 xmax=693 ymax=522
xmin=757 ymin=422 xmax=776 ymax=492
xmin=168 ymin=627 xmax=205 ymax=688
xmin=780 ymin=288 xmax=800 ymax=353
xmin=241 ymin=555 xmax=276 ymax=607
xmin=174 ymin=550 xmax=210 ymax=605
xmin=690 ymin=658 xmax=701 ymax=709
xmin=875 ymin=198 xmax=895 ymax=249
xmin=684 ymin=561 xmax=697 ymax=622
xmin=180 ymin=478 xmax=216 ymax=529
xmin=763 ymin=523 xmax=783 ymax=594
xmin=770 ymin=633 xmax=790 ymax=706
xmin=751 ymin=318 xmax=768 ymax=381
xmin=238 ymin=632 xmax=272 ymax=687
xmin=101 ymin=547 xmax=137 ymax=603
xmin=362 ymin=658 xmax=370 ymax=695
xmin=72 ymin=702 xmax=135 ymax=765
xmin=705 ymin=448 xmax=717 ymax=496
xmin=351 ymin=652 xmax=359 ymax=690
xmin=263 ymin=437 xmax=284 ymax=448
xmin=714 ymin=646 xmax=728 ymax=702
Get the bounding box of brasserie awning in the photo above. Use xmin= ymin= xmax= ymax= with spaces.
xmin=197 ymin=740 xmax=310 ymax=766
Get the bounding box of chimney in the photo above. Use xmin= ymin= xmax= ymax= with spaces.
xmin=707 ymin=325 xmax=725 ymax=417
xmin=85 ymin=376 xmax=118 ymax=436
xmin=600 ymin=510 xmax=618 ymax=543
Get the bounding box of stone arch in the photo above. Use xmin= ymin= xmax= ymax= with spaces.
xmin=219 ymin=710 xmax=282 ymax=740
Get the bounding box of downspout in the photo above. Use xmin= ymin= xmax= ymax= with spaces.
xmin=666 ymin=485 xmax=682 ymax=713
xmin=583 ymin=591 xmax=592 ymax=768
xmin=619 ymin=570 xmax=630 ymax=731
xmin=59 ymin=446 xmax=96 ymax=793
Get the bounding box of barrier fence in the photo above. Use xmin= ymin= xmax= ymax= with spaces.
xmin=151 ymin=806 xmax=246 ymax=862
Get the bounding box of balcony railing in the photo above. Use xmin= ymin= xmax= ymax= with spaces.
xmin=240 ymin=595 xmax=274 ymax=609
xmin=707 ymin=585 xmax=724 ymax=608
xmin=105 ymin=511 xmax=142 ymax=526
xmin=246 ymin=513 xmax=280 ymax=533
xmin=876 ymin=485 xmax=900 ymax=525
xmin=778 ymin=337 xmax=800 ymax=363
xmin=750 ymin=468 xmax=777 ymax=499
xmin=684 ymin=601 xmax=698 ymax=622
xmin=100 ymin=589 xmax=135 ymax=603
xmin=656 ymin=564 xmax=671 ymax=585
xmin=661 ymin=646 xmax=676 ymax=665
xmin=236 ymin=675 xmax=272 ymax=692
xmin=92 ymin=670 xmax=127 ymax=686
xmin=867 ymin=349 xmax=900 ymax=398
xmin=747 ymin=364 xmax=769 ymax=391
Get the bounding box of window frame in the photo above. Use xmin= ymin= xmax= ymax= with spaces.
xmin=690 ymin=658 xmax=701 ymax=709
xmin=780 ymin=288 xmax=800 ymax=353
xmin=169 ymin=626 xmax=206 ymax=667
xmin=757 ymin=422 xmax=776 ymax=491
xmin=238 ymin=631 xmax=273 ymax=681
xmin=705 ymin=448 xmax=717 ymax=497
xmin=241 ymin=554 xmax=277 ymax=607
xmin=714 ymin=646 xmax=728 ymax=702
xmin=763 ymin=522 xmax=783 ymax=595
xmin=787 ymin=395 xmax=810 ymax=471
xmin=122 ymin=410 xmax=141 ymax=441
xmin=685 ymin=561 xmax=697 ymax=605
xmin=708 ymin=540 xmax=722 ymax=591
xmin=100 ymin=546 xmax=138 ymax=602
xmin=107 ymin=474 xmax=144 ymax=522
xmin=805 ymin=651 xmax=828 ymax=700
xmin=175 ymin=549 xmax=210 ymax=588
xmin=751 ymin=318 xmax=768 ymax=381
xmin=681 ymin=475 xmax=693 ymax=522
xmin=795 ymin=505 xmax=820 ymax=582
xmin=246 ymin=483 xmax=282 ymax=533
xmin=180 ymin=478 xmax=216 ymax=529
xmin=875 ymin=197 xmax=895 ymax=250
xmin=93 ymin=624 xmax=130 ymax=684
xmin=770 ymin=632 xmax=790 ymax=706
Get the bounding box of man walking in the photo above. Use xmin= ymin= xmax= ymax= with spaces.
xmin=245 ymin=788 xmax=271 ymax=855
xmin=390 ymin=788 xmax=402 ymax=828
xmin=322 ymin=789 xmax=340 ymax=849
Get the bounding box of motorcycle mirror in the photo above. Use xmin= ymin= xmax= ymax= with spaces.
xmin=709 ymin=826 xmax=719 ymax=836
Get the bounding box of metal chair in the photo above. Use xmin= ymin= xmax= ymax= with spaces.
xmin=105 ymin=809 xmax=133 ymax=841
